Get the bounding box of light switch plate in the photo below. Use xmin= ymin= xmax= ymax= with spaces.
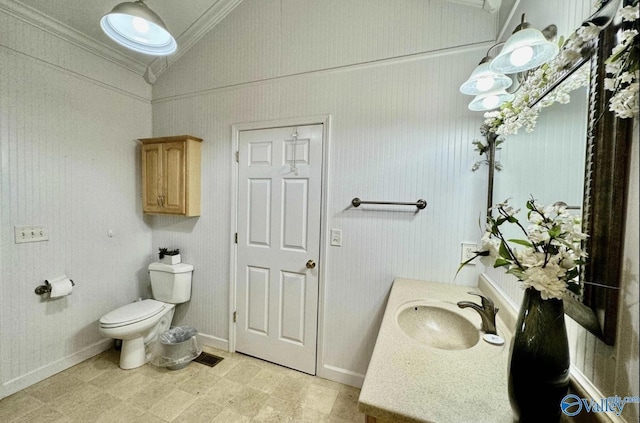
xmin=14 ymin=226 xmax=48 ymax=244
xmin=330 ymin=229 xmax=342 ymax=246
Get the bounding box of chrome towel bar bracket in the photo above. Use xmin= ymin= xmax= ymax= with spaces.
xmin=351 ymin=198 xmax=427 ymax=210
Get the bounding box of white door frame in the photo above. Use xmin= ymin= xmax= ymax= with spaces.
xmin=229 ymin=115 xmax=331 ymax=373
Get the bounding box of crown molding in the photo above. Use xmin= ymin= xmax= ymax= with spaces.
xmin=147 ymin=0 xmax=244 ymax=80
xmin=0 ymin=0 xmax=148 ymax=75
xmin=0 ymin=0 xmax=244 ymax=81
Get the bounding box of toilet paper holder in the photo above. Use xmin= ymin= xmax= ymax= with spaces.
xmin=35 ymin=279 xmax=75 ymax=295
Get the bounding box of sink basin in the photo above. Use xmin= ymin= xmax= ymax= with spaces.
xmin=396 ymin=302 xmax=480 ymax=350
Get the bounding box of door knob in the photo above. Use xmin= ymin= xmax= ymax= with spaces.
xmin=306 ymin=260 xmax=316 ymax=269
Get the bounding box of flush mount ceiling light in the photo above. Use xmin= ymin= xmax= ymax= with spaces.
xmin=489 ymin=14 xmax=558 ymax=74
xmin=468 ymin=88 xmax=514 ymax=111
xmin=100 ymin=0 xmax=177 ymax=56
xmin=459 ymin=55 xmax=513 ymax=95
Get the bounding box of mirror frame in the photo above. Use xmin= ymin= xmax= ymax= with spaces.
xmin=577 ymin=20 xmax=633 ymax=346
xmin=486 ymin=20 xmax=633 ymax=346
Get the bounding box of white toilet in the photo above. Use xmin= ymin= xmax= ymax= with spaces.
xmin=99 ymin=262 xmax=194 ymax=369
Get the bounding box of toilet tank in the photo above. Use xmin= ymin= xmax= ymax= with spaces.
xmin=148 ymin=262 xmax=193 ymax=304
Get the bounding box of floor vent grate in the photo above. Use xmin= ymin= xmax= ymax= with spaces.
xmin=193 ymin=352 xmax=224 ymax=367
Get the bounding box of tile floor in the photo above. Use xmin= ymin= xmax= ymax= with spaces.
xmin=0 ymin=346 xmax=365 ymax=423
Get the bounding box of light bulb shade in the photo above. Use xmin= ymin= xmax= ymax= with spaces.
xmin=468 ymin=89 xmax=514 ymax=111
xmin=101 ymin=1 xmax=177 ymax=56
xmin=489 ymin=27 xmax=559 ymax=73
xmin=460 ymin=62 xmax=513 ymax=95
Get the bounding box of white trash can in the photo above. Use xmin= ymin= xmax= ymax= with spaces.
xmin=151 ymin=326 xmax=202 ymax=370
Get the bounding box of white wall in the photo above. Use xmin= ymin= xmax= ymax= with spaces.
xmin=0 ymin=9 xmax=152 ymax=398
xmin=484 ymin=1 xmax=639 ymax=422
xmin=150 ymin=0 xmax=495 ymax=385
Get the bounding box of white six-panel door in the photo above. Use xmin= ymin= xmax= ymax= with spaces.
xmin=236 ymin=124 xmax=323 ymax=374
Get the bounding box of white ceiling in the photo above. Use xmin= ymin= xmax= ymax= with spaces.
xmin=4 ymin=0 xmax=509 ymax=81
xmin=5 ymin=0 xmax=243 ymax=77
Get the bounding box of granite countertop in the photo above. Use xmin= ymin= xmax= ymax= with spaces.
xmin=358 ymin=278 xmax=514 ymax=423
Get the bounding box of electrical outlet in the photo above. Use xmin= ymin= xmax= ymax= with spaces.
xmin=461 ymin=242 xmax=478 ymax=264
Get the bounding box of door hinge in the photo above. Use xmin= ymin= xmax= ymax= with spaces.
xmin=233 ymin=311 xmax=237 ymax=323
xmin=235 ymin=232 xmax=238 ymax=243
xmin=235 ymin=151 xmax=239 ymax=162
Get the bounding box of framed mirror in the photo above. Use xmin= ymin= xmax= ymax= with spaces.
xmin=486 ymin=7 xmax=634 ymax=345
xmin=578 ymin=20 xmax=633 ymax=345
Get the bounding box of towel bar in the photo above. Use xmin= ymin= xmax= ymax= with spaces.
xmin=351 ymin=198 xmax=427 ymax=210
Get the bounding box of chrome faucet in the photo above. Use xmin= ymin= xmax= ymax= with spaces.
xmin=457 ymin=292 xmax=499 ymax=335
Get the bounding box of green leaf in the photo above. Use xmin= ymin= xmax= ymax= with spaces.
xmin=567 ymin=282 xmax=582 ymax=296
xmin=508 ymin=239 xmax=533 ymax=248
xmin=454 ymin=261 xmax=467 ymax=279
xmin=506 ymin=215 xmax=519 ymax=223
xmin=454 ymin=251 xmax=490 ymax=279
xmin=566 ymin=269 xmax=579 ymax=280
xmin=498 ymin=241 xmax=511 ymax=259
xmin=506 ymin=268 xmax=525 ymax=279
xmin=548 ymin=225 xmax=562 ymax=238
xmin=494 ymin=258 xmax=510 ymax=268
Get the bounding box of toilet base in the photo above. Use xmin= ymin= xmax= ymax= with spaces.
xmin=119 ymin=337 xmax=148 ymax=369
xmin=99 ymin=303 xmax=175 ymax=369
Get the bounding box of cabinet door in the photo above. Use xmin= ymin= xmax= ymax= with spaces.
xmin=142 ymin=143 xmax=163 ymax=213
xmin=162 ymin=142 xmax=186 ymax=214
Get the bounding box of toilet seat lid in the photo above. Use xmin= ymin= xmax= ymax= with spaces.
xmin=100 ymin=299 xmax=166 ymax=327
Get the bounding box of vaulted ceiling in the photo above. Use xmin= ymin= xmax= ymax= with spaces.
xmin=2 ymin=0 xmax=514 ymax=83
xmin=2 ymin=0 xmax=243 ymax=78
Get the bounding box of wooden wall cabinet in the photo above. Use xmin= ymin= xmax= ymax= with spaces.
xmin=139 ymin=135 xmax=202 ymax=216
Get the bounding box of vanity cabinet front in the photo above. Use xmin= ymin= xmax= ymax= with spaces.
xmin=139 ymin=135 xmax=202 ymax=216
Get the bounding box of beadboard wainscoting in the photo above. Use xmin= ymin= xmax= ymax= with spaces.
xmin=149 ymin=0 xmax=496 ymax=387
xmin=0 ymin=8 xmax=152 ymax=398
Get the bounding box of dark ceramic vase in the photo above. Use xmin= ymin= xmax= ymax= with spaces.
xmin=508 ymin=288 xmax=570 ymax=423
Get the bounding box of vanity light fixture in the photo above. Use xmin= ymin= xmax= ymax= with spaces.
xmin=100 ymin=0 xmax=177 ymax=56
xmin=489 ymin=14 xmax=559 ymax=74
xmin=459 ymin=51 xmax=512 ymax=95
xmin=461 ymin=13 xmax=558 ymax=110
xmin=468 ymin=88 xmax=515 ymax=111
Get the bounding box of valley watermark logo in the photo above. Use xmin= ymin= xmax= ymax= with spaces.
xmin=561 ymin=394 xmax=640 ymax=417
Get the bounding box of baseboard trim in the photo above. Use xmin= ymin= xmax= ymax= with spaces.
xmin=197 ymin=333 xmax=229 ymax=352
xmin=318 ymin=363 xmax=365 ymax=388
xmin=0 ymin=338 xmax=113 ymax=400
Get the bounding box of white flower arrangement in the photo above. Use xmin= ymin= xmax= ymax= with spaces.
xmin=604 ymin=1 xmax=639 ymax=119
xmin=465 ymin=199 xmax=588 ymax=300
xmin=483 ymin=25 xmax=599 ymax=136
